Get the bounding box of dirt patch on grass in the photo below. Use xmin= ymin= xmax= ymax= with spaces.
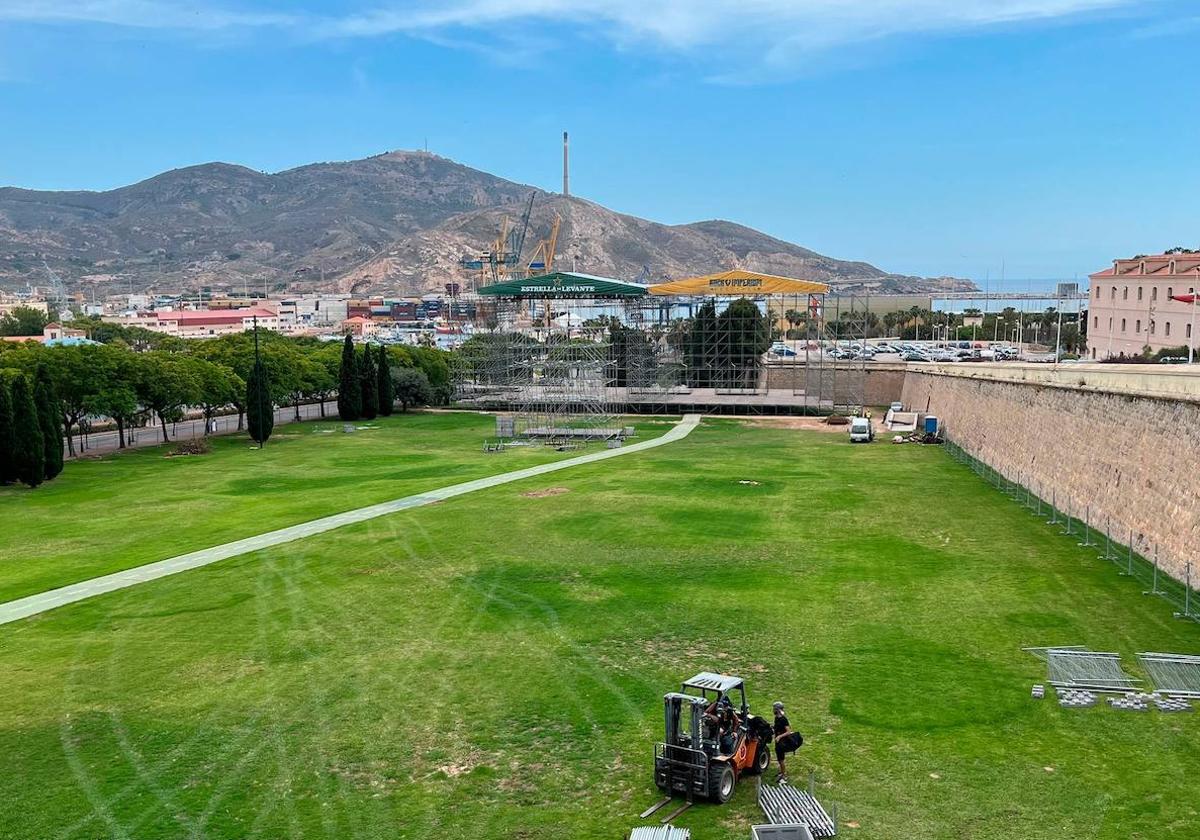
xmin=521 ymin=487 xmax=570 ymax=499
xmin=738 ymin=417 xmax=845 ymax=433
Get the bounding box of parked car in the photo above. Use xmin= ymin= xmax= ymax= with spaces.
xmin=1159 ymin=356 xmax=1188 ymax=365
xmin=889 ymin=401 xmax=904 ymax=413
xmin=849 ymin=417 xmax=875 ymax=443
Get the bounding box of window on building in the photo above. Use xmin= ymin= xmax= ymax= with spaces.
xmin=1095 ymin=286 xmax=1101 ymax=298
xmin=1108 ymin=317 xmax=1113 ymax=330
xmin=1121 ymin=318 xmax=1126 ymax=332
xmin=1151 ymin=321 xmax=1156 ymax=335
xmin=1091 ymin=348 xmax=1096 ymax=359
xmin=1136 ymin=319 xmax=1141 ymax=333
xmin=1168 ymin=287 xmax=1173 ymax=299
xmin=1188 ymin=323 xmax=1193 ymax=339
xmin=1123 ymin=287 xmax=1129 ymax=300
xmin=1166 ymin=322 xmax=1172 ymax=337
xmin=1111 ymin=286 xmax=1117 ymax=300
xmin=1137 ymin=287 xmax=1143 ymax=301
xmin=1093 ymin=315 xmax=1098 ymax=329
xmin=1152 ymin=287 xmax=1158 ymax=301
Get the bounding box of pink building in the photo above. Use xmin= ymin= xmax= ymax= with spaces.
xmin=1087 ymin=254 xmax=1200 ymax=360
xmin=112 ymin=307 xmax=281 ymax=339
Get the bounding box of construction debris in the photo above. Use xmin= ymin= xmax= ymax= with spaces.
xmin=1031 ymin=684 xmax=1045 ymax=699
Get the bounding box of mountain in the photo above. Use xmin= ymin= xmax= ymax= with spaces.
xmin=0 ymin=150 xmax=972 ymax=297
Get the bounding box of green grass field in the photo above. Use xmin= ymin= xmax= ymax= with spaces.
xmin=1 ymin=414 xmax=1197 ymax=839
xmin=0 ymin=412 xmax=609 ymax=602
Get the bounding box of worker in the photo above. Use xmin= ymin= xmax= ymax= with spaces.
xmin=717 ymin=697 xmax=737 ymax=756
xmin=772 ymin=701 xmax=803 ymax=780
xmin=705 ymin=697 xmax=737 ymax=756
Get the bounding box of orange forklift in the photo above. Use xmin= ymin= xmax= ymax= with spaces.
xmin=641 ymin=672 xmax=774 ymax=822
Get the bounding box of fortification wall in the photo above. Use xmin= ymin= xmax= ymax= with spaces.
xmin=901 ymin=364 xmax=1200 ymax=584
xmin=764 ymin=363 xmax=906 ymax=406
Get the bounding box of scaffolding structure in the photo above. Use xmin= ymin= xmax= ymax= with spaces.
xmin=455 ymin=273 xmax=647 ymax=444
xmin=454 ymin=269 xmax=866 ymax=430
xmin=802 ymin=293 xmax=870 ymax=415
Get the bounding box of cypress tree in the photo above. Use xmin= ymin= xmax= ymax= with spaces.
xmin=11 ymin=375 xmax=44 ymax=488
xmin=377 ymin=345 xmax=394 ymax=417
xmin=359 ymin=345 xmax=378 ymax=420
xmin=34 ymin=363 xmax=64 ymax=480
xmin=245 ymin=359 xmax=274 ymax=444
xmin=337 ymin=335 xmax=361 ymax=420
xmin=0 ymin=378 xmax=15 ymax=484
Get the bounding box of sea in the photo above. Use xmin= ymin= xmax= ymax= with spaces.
xmin=931 ymin=278 xmax=1089 ymax=314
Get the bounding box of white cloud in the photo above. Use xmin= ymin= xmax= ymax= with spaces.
xmin=322 ymin=0 xmax=1139 ymax=46
xmin=0 ymin=1 xmax=294 ymax=30
xmin=0 ymin=0 xmax=1148 ymax=62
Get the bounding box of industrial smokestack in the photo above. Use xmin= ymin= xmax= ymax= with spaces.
xmin=562 ymin=131 xmax=569 ymax=197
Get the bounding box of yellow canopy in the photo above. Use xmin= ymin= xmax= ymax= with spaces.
xmin=647 ymin=270 xmax=829 ymax=296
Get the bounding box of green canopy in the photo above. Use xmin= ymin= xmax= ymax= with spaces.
xmin=477 ymin=272 xmax=648 ymax=299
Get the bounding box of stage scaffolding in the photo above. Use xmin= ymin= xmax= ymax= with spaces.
xmin=802 ymin=293 xmax=870 ymax=416
xmin=454 ymin=270 xmax=875 ymax=429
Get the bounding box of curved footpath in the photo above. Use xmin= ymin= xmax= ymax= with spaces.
xmin=0 ymin=414 xmax=702 ymax=626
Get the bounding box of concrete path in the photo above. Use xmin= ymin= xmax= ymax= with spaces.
xmin=0 ymin=414 xmax=701 ymax=626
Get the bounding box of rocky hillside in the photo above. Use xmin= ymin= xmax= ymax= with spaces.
xmin=0 ymin=150 xmax=971 ymax=297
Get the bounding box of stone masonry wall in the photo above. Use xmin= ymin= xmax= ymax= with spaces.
xmin=765 ymin=364 xmax=906 ymax=407
xmin=902 ymin=370 xmax=1200 ymax=584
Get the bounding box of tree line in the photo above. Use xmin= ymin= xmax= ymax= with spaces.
xmin=0 ymin=331 xmax=451 ymax=475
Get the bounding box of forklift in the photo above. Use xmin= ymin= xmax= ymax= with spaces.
xmin=642 ymin=672 xmax=774 ymax=822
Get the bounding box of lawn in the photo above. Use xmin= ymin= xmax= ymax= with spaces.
xmin=0 ymin=412 xmax=622 ymax=602
xmin=0 ymin=417 xmax=1197 ymax=839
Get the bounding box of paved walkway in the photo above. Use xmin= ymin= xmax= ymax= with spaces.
xmin=0 ymin=415 xmax=701 ymax=626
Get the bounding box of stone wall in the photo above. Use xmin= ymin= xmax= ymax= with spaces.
xmin=902 ymin=367 xmax=1200 ymax=584
xmin=765 ymin=363 xmax=906 ymax=406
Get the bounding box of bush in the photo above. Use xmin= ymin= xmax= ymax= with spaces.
xmin=169 ymin=438 xmax=212 ymax=456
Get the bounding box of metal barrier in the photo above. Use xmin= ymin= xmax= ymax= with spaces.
xmin=943 ymin=438 xmax=1197 ymax=623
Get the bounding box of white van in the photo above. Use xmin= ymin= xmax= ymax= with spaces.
xmin=849 ymin=417 xmax=874 ymax=443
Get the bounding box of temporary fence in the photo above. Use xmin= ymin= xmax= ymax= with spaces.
xmin=943 ymin=438 xmax=1198 ymax=623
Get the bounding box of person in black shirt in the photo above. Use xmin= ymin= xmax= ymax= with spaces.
xmin=772 ymin=701 xmax=803 ymax=779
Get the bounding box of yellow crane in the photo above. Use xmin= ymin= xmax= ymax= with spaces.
xmin=526 ymin=213 xmax=561 ymax=275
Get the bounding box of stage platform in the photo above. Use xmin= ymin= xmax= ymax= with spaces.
xmin=456 ymin=385 xmax=834 ymax=416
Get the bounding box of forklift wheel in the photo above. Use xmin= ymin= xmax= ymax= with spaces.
xmin=710 ymin=764 xmax=736 ymax=804
xmin=749 ymin=740 xmax=771 ymax=775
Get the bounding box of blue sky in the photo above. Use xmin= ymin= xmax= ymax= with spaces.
xmin=0 ymin=0 xmax=1197 ymax=280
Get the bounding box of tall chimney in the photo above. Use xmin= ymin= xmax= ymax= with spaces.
xmin=562 ymin=131 xmax=570 ymax=197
